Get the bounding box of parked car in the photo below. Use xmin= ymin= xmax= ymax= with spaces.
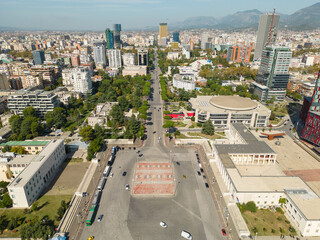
xmin=205 ymin=183 xmax=209 ymax=188
xmin=122 ymin=171 xmax=127 ymax=176
xmin=181 ymin=230 xmax=192 ymax=240
xmin=221 ymin=229 xmax=227 ymax=236
xmin=160 ymin=221 xmax=167 ymax=228
xmin=125 ymin=184 xmax=130 ymax=190
xmin=197 ymin=171 xmax=201 ymax=176
xmin=97 ymin=214 xmax=103 ymax=222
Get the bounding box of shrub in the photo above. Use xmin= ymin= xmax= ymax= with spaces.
xmin=271 ymin=229 xmax=276 ymax=233
xmin=277 ymin=217 xmax=282 ymax=221
xmin=285 ymin=220 xmax=290 ymax=224
xmin=245 ymin=201 xmax=257 ymax=213
xmin=263 ymin=228 xmax=267 ymax=232
xmin=276 ymin=207 xmax=284 ymax=214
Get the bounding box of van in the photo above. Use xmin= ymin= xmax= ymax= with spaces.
xmin=181 ymin=231 xmax=192 ymax=240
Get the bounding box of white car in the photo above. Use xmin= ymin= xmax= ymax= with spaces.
xmin=160 ymin=221 xmax=167 ymax=228
xmin=125 ymin=184 xmax=130 ymax=190
xmin=110 ymin=173 xmax=114 ymax=177
xmin=181 ymin=230 xmax=192 ymax=240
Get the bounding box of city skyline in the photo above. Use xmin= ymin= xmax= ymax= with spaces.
xmin=0 ymin=0 xmax=319 ymax=31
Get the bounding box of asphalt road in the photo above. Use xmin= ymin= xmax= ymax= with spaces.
xmin=79 ymin=50 xmax=226 ymax=240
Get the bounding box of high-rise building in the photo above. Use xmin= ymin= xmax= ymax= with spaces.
xmin=159 ymin=23 xmax=167 ymax=45
xmin=107 ymin=49 xmax=122 ymax=68
xmin=0 ymin=73 xmax=10 ymax=90
xmin=138 ymin=49 xmax=148 ymax=66
xmin=71 ymin=68 xmax=92 ymax=94
xmin=32 ymin=50 xmax=45 ymax=65
xmin=254 ymin=12 xmax=280 ymax=61
xmin=122 ymin=53 xmax=135 ymax=66
xmin=200 ymin=33 xmax=212 ymax=50
xmin=93 ymin=42 xmax=107 ymax=67
xmin=173 ymin=32 xmax=180 ymax=43
xmin=71 ymin=55 xmax=81 ymax=66
xmin=301 ymin=71 xmax=320 ymax=146
xmin=113 ymin=24 xmax=122 ymax=49
xmin=253 ymin=46 xmax=292 ymax=101
xmin=105 ymin=28 xmax=114 ymax=49
xmin=227 ymin=44 xmax=253 ymax=63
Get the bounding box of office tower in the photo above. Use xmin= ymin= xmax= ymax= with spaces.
xmin=159 ymin=23 xmax=167 ymax=45
xmin=113 ymin=24 xmax=122 ymax=49
xmin=107 ymin=49 xmax=122 ymax=68
xmin=138 ymin=49 xmax=148 ymax=66
xmin=254 ymin=12 xmax=280 ymax=61
xmin=71 ymin=55 xmax=81 ymax=66
xmin=301 ymin=71 xmax=320 ymax=146
xmin=173 ymin=32 xmax=180 ymax=43
xmin=200 ymin=33 xmax=212 ymax=50
xmin=105 ymin=28 xmax=114 ymax=49
xmin=93 ymin=42 xmax=107 ymax=67
xmin=253 ymin=46 xmax=292 ymax=101
xmin=0 ymin=73 xmax=10 ymax=90
xmin=32 ymin=50 xmax=45 ymax=65
xmin=227 ymin=44 xmax=253 ymax=63
xmin=72 ymin=68 xmax=92 ymax=94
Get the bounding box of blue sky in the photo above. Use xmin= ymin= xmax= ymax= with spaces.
xmin=0 ymin=0 xmax=319 ymax=31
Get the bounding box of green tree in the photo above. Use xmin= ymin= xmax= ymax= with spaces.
xmin=1 ymin=145 xmax=11 ymax=153
xmin=23 ymin=106 xmax=37 ymax=118
xmin=109 ymin=104 xmax=125 ymax=126
xmin=163 ymin=120 xmax=174 ymax=129
xmin=118 ymin=96 xmax=130 ymax=112
xmin=10 ymin=146 xmax=27 ymax=154
xmin=2 ymin=194 xmax=12 ymax=208
xmin=245 ymin=201 xmax=257 ymax=213
xmin=202 ymin=120 xmax=215 ymax=135
xmin=127 ymin=115 xmax=140 ymax=135
xmin=79 ymin=126 xmax=95 ymax=142
xmin=9 ymin=115 xmax=22 ymax=135
xmin=31 ymin=201 xmax=39 ymax=212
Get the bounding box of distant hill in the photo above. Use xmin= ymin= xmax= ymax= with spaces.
xmin=284 ymin=2 xmax=320 ymax=30
xmin=166 ymin=2 xmax=320 ymax=31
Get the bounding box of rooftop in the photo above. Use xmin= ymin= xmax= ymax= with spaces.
xmin=0 ymin=141 xmax=49 ymax=147
xmin=210 ymin=96 xmax=257 ymax=111
xmin=287 ymin=191 xmax=320 ymax=220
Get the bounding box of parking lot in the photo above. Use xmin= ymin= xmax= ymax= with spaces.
xmin=79 ymin=148 xmax=225 ymax=240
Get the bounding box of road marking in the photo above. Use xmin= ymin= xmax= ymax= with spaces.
xmin=171 ymin=199 xmax=202 ymax=221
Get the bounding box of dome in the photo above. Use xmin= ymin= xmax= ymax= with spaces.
xmin=209 ymin=96 xmax=257 ymax=111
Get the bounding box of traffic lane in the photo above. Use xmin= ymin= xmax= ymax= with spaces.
xmin=79 ymin=150 xmax=137 ymax=240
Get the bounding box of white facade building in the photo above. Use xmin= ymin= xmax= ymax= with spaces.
xmin=7 ymin=140 xmax=66 ymax=208
xmin=167 ymin=52 xmax=180 ymax=60
xmin=122 ymin=53 xmax=135 ymax=66
xmin=122 ymin=66 xmax=147 ymax=77
xmin=108 ymin=49 xmax=122 ymax=68
xmin=93 ymin=42 xmax=107 ymax=67
xmin=172 ymin=74 xmax=195 ymax=91
xmin=71 ymin=68 xmax=92 ymax=94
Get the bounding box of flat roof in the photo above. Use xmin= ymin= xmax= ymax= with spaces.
xmin=189 ymin=95 xmax=270 ymax=115
xmin=215 ymin=124 xmax=275 ymax=155
xmin=8 ymin=140 xmax=64 ymax=188
xmin=287 ymin=192 xmax=320 ymax=220
xmin=210 ymin=96 xmax=257 ymax=111
xmin=227 ymin=168 xmax=310 ymax=192
xmin=0 ymin=141 xmax=49 ymax=147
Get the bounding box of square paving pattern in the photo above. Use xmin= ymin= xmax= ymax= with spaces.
xmin=132 ymin=161 xmax=175 ymax=196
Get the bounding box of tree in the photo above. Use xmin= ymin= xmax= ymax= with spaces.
xmin=56 ymin=207 xmax=65 ymax=220
xmin=109 ymin=104 xmax=125 ymax=126
xmin=10 ymin=146 xmax=27 ymax=154
xmin=1 ymin=145 xmax=11 ymax=153
xmin=245 ymin=201 xmax=257 ymax=212
xmin=7 ymin=217 xmax=19 ymax=230
xmin=202 ymin=120 xmax=215 ymax=136
xmin=118 ymin=96 xmax=130 ymax=112
xmin=9 ymin=115 xmax=22 ymax=135
xmin=127 ymin=115 xmax=140 ymax=135
xmin=279 ymin=198 xmax=286 ymax=205
xmin=23 ymin=106 xmax=36 ymax=118
xmin=2 ymin=194 xmax=12 ymax=208
xmin=79 ymin=126 xmax=95 ymax=142
xmin=162 ymin=120 xmax=174 ymax=129
xmin=31 ymin=201 xmax=39 ymax=212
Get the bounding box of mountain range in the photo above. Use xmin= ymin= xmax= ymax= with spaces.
xmin=167 ymin=2 xmax=320 ymax=31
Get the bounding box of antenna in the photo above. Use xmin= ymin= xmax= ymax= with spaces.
xmin=267 ymin=8 xmax=276 ymax=46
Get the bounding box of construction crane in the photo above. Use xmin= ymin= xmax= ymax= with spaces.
xmin=267 ymin=8 xmax=276 ymax=46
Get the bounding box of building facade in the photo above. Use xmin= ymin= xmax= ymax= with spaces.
xmin=7 ymin=140 xmax=66 ymax=207
xmin=105 ymin=28 xmax=114 ymax=49
xmin=254 ymin=13 xmax=280 ymax=61
xmin=113 ymin=24 xmax=121 ymax=49
xmin=71 ymin=68 xmax=92 ymax=94
xmin=122 ymin=53 xmax=135 ymax=66
xmin=107 ymin=49 xmax=122 ymax=68
xmin=138 ymin=49 xmax=148 ymax=66
xmin=8 ymin=90 xmax=59 ymax=117
xmin=173 ymin=32 xmax=180 ymax=43
xmin=0 ymin=73 xmax=10 ymax=90
xmin=159 ymin=23 xmax=167 ymax=45
xmin=93 ymin=42 xmax=107 ymax=67
xmin=32 ymin=50 xmax=45 ymax=65
xmin=173 ymin=74 xmax=195 ymax=91
xmin=227 ymin=44 xmax=253 ymax=63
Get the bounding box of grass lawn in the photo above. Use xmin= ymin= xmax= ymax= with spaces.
xmin=270 ymin=118 xmax=282 ymax=125
xmin=174 ymin=121 xmax=187 ymax=127
xmin=175 ymin=133 xmax=201 ymax=139
xmin=188 ymin=132 xmax=226 ymax=140
xmin=0 ymin=194 xmax=72 ymax=238
xmin=242 ymin=209 xmax=297 ymax=236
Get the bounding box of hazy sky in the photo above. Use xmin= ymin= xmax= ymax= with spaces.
xmin=0 ymin=0 xmax=319 ymax=31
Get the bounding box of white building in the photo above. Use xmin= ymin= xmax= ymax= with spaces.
xmin=93 ymin=42 xmax=107 ymax=67
xmin=189 ymin=96 xmax=271 ymax=129
xmin=167 ymin=52 xmax=180 ymax=60
xmin=108 ymin=49 xmax=122 ymax=68
xmin=122 ymin=66 xmax=147 ymax=77
xmin=62 ymin=68 xmax=73 ymax=86
xmin=71 ymin=68 xmax=92 ymax=94
xmin=87 ymin=102 xmax=117 ymax=127
xmin=7 ymin=140 xmax=66 ymax=208
xmin=122 ymin=53 xmax=135 ymax=66
xmin=182 ymin=45 xmax=191 ymax=59
xmin=172 ymin=74 xmax=195 ymax=91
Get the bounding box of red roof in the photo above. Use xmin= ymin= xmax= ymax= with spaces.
xmin=167 ymin=114 xmax=184 ymax=118
xmin=187 ymin=113 xmax=195 ymax=117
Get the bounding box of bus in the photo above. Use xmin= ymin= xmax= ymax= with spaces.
xmin=92 ymin=190 xmax=101 ymax=206
xmin=97 ymin=177 xmax=106 ymax=191
xmin=103 ymin=166 xmax=111 ymax=178
xmin=107 ymin=155 xmax=115 ymax=166
xmin=86 ymin=208 xmax=95 ymax=226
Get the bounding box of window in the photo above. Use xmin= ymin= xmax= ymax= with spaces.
xmin=11 ymin=195 xmax=15 ymax=198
